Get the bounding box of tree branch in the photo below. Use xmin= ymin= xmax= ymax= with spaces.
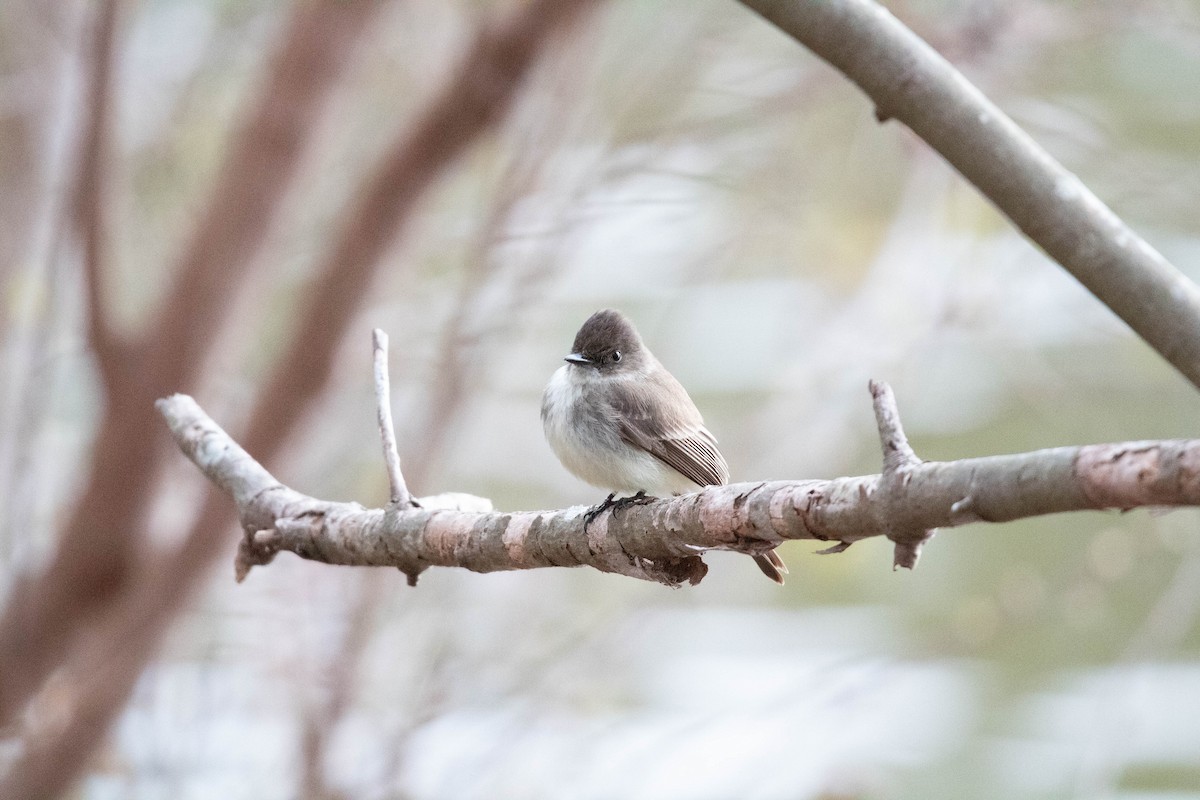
xmin=72 ymin=0 xmax=126 ymax=390
xmin=868 ymin=379 xmax=933 ymax=569
xmin=373 ymin=329 xmax=412 ymax=506
xmin=736 ymin=0 xmax=1200 ymax=391
xmin=136 ymin=0 xmax=383 ymax=385
xmin=237 ymin=0 xmax=605 ymax=465
xmin=0 ymin=4 xmax=610 ymax=794
xmin=0 ymin=0 xmax=381 ymax=739
xmin=0 ymin=4 xmax=610 ymax=791
xmin=158 ymin=387 xmax=1200 ymax=588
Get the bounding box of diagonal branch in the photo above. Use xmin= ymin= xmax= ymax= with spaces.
xmin=237 ymin=0 xmax=606 ymax=465
xmin=158 ymin=388 xmax=1200 ymax=588
xmin=0 ymin=5 xmax=611 ymax=794
xmin=0 ymin=0 xmax=381 ymax=739
xmin=136 ymin=0 xmax=383 ymax=388
xmin=737 ymin=0 xmax=1200 ymax=391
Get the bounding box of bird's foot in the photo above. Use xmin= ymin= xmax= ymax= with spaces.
xmin=583 ymin=491 xmax=656 ymax=529
xmin=584 ymin=493 xmax=617 ymax=529
xmin=612 ymin=490 xmax=655 ymax=517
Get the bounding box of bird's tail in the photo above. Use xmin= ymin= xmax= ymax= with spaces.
xmin=753 ymin=550 xmax=788 ymax=585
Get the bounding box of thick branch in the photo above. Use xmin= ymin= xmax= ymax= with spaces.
xmin=159 ymin=393 xmax=1200 ymax=588
xmin=737 ymin=0 xmax=1200 ymax=391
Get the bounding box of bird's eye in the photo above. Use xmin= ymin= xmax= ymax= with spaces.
xmin=611 ymin=351 xmax=622 ymax=362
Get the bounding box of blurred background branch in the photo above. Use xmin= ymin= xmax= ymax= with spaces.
xmin=73 ymin=0 xmax=124 ymax=388
xmin=0 ymin=0 xmax=602 ymax=796
xmin=0 ymin=0 xmax=384 ymax=737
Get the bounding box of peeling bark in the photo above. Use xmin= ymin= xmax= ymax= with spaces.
xmin=159 ymin=391 xmax=1200 ymax=587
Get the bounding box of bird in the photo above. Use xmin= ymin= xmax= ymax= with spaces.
xmin=540 ymin=308 xmax=787 ymax=584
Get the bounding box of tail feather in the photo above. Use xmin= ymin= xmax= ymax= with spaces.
xmin=753 ymin=550 xmax=787 ymax=585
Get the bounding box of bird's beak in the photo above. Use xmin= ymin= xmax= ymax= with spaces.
xmin=563 ymin=353 xmax=592 ymax=365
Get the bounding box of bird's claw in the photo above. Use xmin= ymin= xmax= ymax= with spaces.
xmin=584 ymin=493 xmax=617 ymax=529
xmin=583 ymin=491 xmax=655 ymax=530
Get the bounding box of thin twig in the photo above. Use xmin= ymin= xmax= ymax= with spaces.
xmin=869 ymin=379 xmax=919 ymax=473
xmin=868 ymin=380 xmax=932 ymax=569
xmin=299 ymin=573 xmax=384 ymax=800
xmin=73 ymin=0 xmax=125 ymax=390
xmin=373 ymin=329 xmax=411 ymax=506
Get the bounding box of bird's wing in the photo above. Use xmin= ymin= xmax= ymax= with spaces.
xmin=610 ymin=369 xmax=729 ymax=488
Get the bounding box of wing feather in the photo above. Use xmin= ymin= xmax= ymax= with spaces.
xmin=610 ymin=367 xmax=729 ymax=488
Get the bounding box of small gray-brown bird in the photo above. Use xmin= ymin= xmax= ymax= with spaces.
xmin=541 ymin=309 xmax=786 ymax=584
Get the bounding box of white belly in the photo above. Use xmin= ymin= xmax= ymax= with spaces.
xmin=541 ymin=366 xmax=696 ymax=496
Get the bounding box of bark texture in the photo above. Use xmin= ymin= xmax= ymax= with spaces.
xmin=159 ymin=391 xmax=1200 ymax=587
